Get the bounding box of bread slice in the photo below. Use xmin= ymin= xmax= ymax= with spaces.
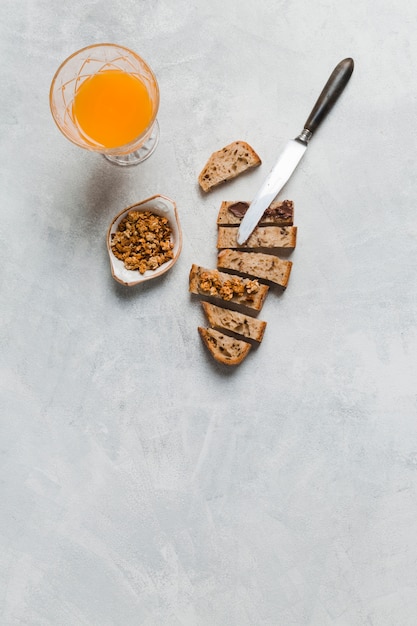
xmin=217 ymin=249 xmax=292 ymax=288
xmin=198 ymin=141 xmax=261 ymax=192
xmin=217 ymin=226 xmax=297 ymax=250
xmin=217 ymin=200 xmax=294 ymax=226
xmin=202 ymin=301 xmax=266 ymax=343
xmin=189 ymin=264 xmax=269 ymax=312
xmin=198 ymin=327 xmax=251 ymax=365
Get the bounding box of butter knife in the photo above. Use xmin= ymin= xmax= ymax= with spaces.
xmin=237 ymin=57 xmax=354 ymax=244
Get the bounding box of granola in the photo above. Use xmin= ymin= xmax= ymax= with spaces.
xmin=199 ymin=269 xmax=260 ymax=301
xmin=111 ymin=210 xmax=174 ymax=274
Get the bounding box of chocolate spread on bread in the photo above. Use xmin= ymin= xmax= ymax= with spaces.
xmin=228 ymin=200 xmax=293 ymax=221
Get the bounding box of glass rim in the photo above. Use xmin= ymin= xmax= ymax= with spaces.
xmin=49 ymin=43 xmax=160 ymax=154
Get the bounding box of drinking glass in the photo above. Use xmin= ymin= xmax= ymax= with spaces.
xmin=49 ymin=43 xmax=160 ymax=166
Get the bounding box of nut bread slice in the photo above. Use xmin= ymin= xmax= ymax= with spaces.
xmin=217 ymin=200 xmax=294 ymax=226
xmin=198 ymin=327 xmax=251 ymax=366
xmin=202 ymin=301 xmax=266 ymax=343
xmin=198 ymin=141 xmax=261 ymax=192
xmin=189 ymin=264 xmax=269 ymax=312
xmin=217 ymin=226 xmax=297 ymax=250
xmin=217 ymin=249 xmax=292 ymax=288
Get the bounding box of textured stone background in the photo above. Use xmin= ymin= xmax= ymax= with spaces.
xmin=1 ymin=1 xmax=417 ymax=624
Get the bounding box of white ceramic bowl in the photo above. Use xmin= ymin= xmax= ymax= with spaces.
xmin=107 ymin=195 xmax=182 ymax=286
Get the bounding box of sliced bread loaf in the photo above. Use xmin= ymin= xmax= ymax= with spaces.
xmin=217 ymin=249 xmax=292 ymax=288
xmin=217 ymin=225 xmax=297 ymax=250
xmin=189 ymin=264 xmax=269 ymax=312
xmin=198 ymin=141 xmax=261 ymax=192
xmin=202 ymin=301 xmax=267 ymax=343
xmin=217 ymin=199 xmax=294 ymax=226
xmin=198 ymin=327 xmax=251 ymax=366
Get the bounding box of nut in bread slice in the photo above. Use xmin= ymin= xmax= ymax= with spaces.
xmin=217 ymin=249 xmax=292 ymax=288
xmin=202 ymin=301 xmax=266 ymax=343
xmin=189 ymin=264 xmax=269 ymax=312
xmin=198 ymin=141 xmax=261 ymax=193
xmin=217 ymin=225 xmax=297 ymax=250
xmin=217 ymin=200 xmax=294 ymax=226
xmin=198 ymin=327 xmax=251 ymax=366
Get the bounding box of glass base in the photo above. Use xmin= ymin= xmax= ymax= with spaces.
xmin=103 ymin=121 xmax=160 ymax=166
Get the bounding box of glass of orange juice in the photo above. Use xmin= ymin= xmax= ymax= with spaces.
xmin=50 ymin=44 xmax=160 ymax=166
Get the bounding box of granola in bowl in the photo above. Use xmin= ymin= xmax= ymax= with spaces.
xmin=107 ymin=195 xmax=182 ymax=286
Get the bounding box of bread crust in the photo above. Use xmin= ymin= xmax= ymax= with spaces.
xmin=189 ymin=264 xmax=269 ymax=312
xmin=217 ymin=200 xmax=294 ymax=226
xmin=217 ymin=226 xmax=297 ymax=250
xmin=201 ymin=301 xmax=266 ymax=343
xmin=198 ymin=141 xmax=261 ymax=192
xmin=198 ymin=327 xmax=251 ymax=365
xmin=217 ymin=249 xmax=292 ymax=288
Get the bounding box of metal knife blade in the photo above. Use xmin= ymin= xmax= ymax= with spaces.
xmin=236 ymin=139 xmax=306 ymax=244
xmin=237 ymin=57 xmax=354 ymax=245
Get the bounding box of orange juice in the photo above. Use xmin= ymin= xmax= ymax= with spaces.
xmin=72 ymin=70 xmax=153 ymax=148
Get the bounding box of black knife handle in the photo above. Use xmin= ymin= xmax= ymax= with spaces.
xmin=304 ymin=58 xmax=354 ymax=136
